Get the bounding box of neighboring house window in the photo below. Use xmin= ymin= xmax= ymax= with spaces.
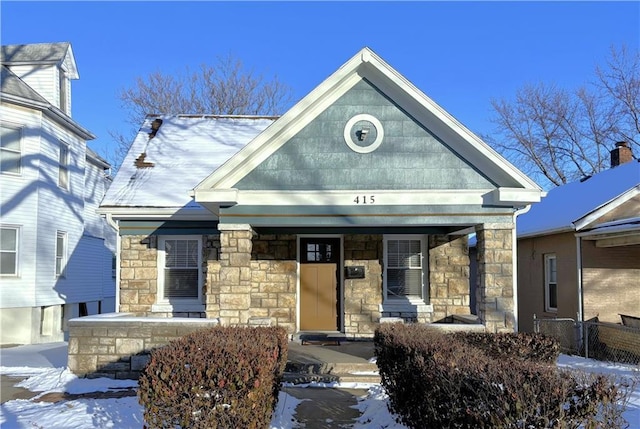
xmin=59 ymin=71 xmax=67 ymax=113
xmin=158 ymin=236 xmax=202 ymax=302
xmin=59 ymin=141 xmax=69 ymax=189
xmin=0 ymin=226 xmax=19 ymax=276
xmin=1 ymin=125 xmax=22 ymax=175
xmin=55 ymin=231 xmax=67 ymax=277
xmin=544 ymin=254 xmax=557 ymax=312
xmin=384 ymin=235 xmax=426 ymax=301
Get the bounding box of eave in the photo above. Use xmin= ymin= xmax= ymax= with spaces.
xmin=1 ymin=92 xmax=95 ymax=140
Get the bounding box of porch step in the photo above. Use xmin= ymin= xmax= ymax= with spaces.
xmin=282 ymin=371 xmax=380 ymax=385
xmin=284 ymin=340 xmax=380 ymax=385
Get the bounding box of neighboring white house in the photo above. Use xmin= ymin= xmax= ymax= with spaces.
xmin=0 ymin=42 xmax=116 ymax=344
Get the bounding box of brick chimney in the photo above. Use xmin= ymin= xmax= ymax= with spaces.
xmin=610 ymin=141 xmax=633 ymax=168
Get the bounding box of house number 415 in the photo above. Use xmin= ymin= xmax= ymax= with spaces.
xmin=353 ymin=195 xmax=376 ymax=204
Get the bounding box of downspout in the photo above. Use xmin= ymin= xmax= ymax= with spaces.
xmin=512 ymin=204 xmax=532 ymax=332
xmin=104 ymin=213 xmax=120 ymax=313
xmin=575 ymin=235 xmax=584 ymax=354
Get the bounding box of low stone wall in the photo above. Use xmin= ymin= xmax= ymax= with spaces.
xmin=68 ymin=313 xmax=219 ymax=379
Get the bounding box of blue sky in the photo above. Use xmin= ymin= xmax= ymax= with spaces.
xmin=2 ymin=1 xmax=639 ymax=164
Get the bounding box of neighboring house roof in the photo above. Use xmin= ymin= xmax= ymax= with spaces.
xmin=1 ymin=44 xmax=94 ymax=141
xmin=86 ymin=146 xmax=110 ymax=170
xmin=0 ymin=65 xmax=49 ymax=103
xmin=100 ymin=115 xmax=276 ymax=209
xmin=517 ymin=160 xmax=640 ymax=238
xmin=1 ymin=42 xmax=78 ymax=79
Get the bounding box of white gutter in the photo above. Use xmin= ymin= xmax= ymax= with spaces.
xmin=104 ymin=213 xmax=120 ymax=313
xmin=512 ymin=204 xmax=533 ymax=332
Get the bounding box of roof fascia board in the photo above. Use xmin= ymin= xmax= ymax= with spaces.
xmin=62 ymin=44 xmax=79 ymax=79
xmin=573 ymin=186 xmax=640 ymax=231
xmin=97 ymin=206 xmax=216 ymax=221
xmin=2 ymin=92 xmax=95 ymax=140
xmin=195 ymin=188 xmax=544 ymax=207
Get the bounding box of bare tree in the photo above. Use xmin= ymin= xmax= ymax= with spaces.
xmin=487 ymin=45 xmax=639 ymax=188
xmin=109 ymin=54 xmax=294 ymax=170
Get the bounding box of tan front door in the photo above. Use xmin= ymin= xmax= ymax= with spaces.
xmin=300 ymin=238 xmax=340 ymax=331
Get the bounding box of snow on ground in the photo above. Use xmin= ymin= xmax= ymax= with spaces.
xmin=1 ymin=343 xmax=638 ymax=429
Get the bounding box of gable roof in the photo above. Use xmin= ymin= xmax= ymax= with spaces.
xmin=517 ymin=160 xmax=640 ymax=238
xmin=1 ymin=42 xmax=78 ymax=78
xmin=100 ymin=115 xmax=276 ymax=210
xmin=194 ymin=47 xmax=542 ymax=202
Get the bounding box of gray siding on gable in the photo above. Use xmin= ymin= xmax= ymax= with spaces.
xmin=235 ymin=79 xmax=496 ymax=191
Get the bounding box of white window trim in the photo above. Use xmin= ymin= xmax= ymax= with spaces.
xmin=0 ymin=225 xmax=20 ymax=276
xmin=55 ymin=231 xmax=67 ymax=278
xmin=544 ymin=253 xmax=557 ymax=313
xmin=1 ymin=123 xmax=23 ymax=176
xmin=154 ymin=235 xmax=204 ymax=312
xmin=382 ymin=234 xmax=429 ymax=307
xmin=58 ymin=140 xmax=70 ymax=189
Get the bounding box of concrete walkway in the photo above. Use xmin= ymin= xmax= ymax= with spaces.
xmin=283 ymin=386 xmax=369 ymax=428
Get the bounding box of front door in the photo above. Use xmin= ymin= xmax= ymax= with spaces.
xmin=299 ymin=237 xmax=340 ymax=331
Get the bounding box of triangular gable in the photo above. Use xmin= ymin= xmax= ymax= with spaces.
xmin=193 ymin=47 xmax=542 ymax=207
xmin=573 ymin=186 xmax=640 ymax=231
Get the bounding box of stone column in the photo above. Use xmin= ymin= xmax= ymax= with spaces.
xmin=475 ymin=223 xmax=514 ymax=333
xmin=217 ymin=224 xmax=254 ymax=326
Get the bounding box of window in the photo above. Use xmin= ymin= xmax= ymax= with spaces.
xmin=0 ymin=227 xmax=19 ymax=276
xmin=59 ymin=141 xmax=69 ymax=189
xmin=544 ymin=254 xmax=557 ymax=312
xmin=384 ymin=235 xmax=426 ymax=301
xmin=59 ymin=71 xmax=67 ymax=113
xmin=158 ymin=236 xmax=202 ymax=301
xmin=1 ymin=125 xmax=22 ymax=175
xmin=55 ymin=231 xmax=67 ymax=277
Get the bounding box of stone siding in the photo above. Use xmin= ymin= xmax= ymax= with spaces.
xmin=119 ymin=235 xmax=157 ymax=315
xmin=68 ymin=314 xmax=218 ymax=379
xmin=429 ymin=235 xmax=471 ymax=322
xmin=120 ymin=234 xmax=218 ymax=318
xmin=343 ymin=235 xmax=383 ymax=338
xmin=475 ymin=224 xmax=514 ymax=333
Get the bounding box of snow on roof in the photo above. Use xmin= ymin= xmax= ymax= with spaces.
xmin=101 ymin=115 xmax=276 ymax=208
xmin=517 ymin=160 xmax=640 ymax=238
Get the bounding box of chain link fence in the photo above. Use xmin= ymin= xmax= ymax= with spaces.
xmin=534 ymin=317 xmax=640 ymax=365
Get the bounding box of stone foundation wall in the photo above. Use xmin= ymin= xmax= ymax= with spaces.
xmin=343 ymin=235 xmax=383 ymax=338
xmin=429 ymin=235 xmax=471 ymax=322
xmin=68 ymin=314 xmax=218 ymax=379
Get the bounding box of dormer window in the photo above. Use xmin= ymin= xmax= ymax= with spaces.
xmin=59 ymin=70 xmax=67 ymax=113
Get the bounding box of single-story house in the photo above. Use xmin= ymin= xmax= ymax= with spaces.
xmin=517 ymin=142 xmax=640 ymax=333
xmin=99 ymin=47 xmax=543 ymax=337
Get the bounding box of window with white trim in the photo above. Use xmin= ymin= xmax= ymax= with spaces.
xmin=0 ymin=226 xmax=19 ymax=276
xmin=158 ymin=236 xmax=202 ymax=302
xmin=1 ymin=125 xmax=22 ymax=175
xmin=384 ymin=235 xmax=427 ymax=301
xmin=55 ymin=231 xmax=67 ymax=277
xmin=59 ymin=141 xmax=69 ymax=189
xmin=544 ymin=254 xmax=557 ymax=312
